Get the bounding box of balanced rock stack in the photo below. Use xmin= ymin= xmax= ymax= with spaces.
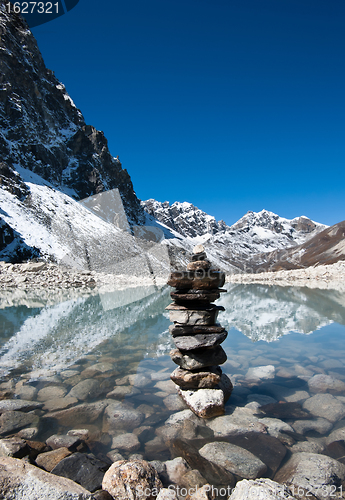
xmin=166 ymin=245 xmax=233 ymax=418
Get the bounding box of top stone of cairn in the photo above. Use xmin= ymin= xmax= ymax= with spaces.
xmin=193 ymin=244 xmax=205 ymax=255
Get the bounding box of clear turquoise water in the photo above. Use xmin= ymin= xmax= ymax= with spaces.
xmin=1 ymin=283 xmax=345 ymax=453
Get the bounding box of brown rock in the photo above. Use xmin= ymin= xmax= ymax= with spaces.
xmin=167 ymin=271 xmax=225 ymax=290
xmin=170 ymin=289 xmax=220 ymax=304
xmin=102 ymin=459 xmax=162 ymax=500
xmin=187 ymin=261 xmax=212 ymax=271
xmin=35 ymin=447 xmax=72 ymax=471
xmin=166 ymin=303 xmax=224 ymax=326
xmin=170 ymin=367 xmax=222 ymax=389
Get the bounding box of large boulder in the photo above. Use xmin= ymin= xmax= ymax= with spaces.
xmin=0 ymin=456 xmax=92 ymax=499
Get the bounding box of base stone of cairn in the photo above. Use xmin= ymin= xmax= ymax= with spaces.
xmin=166 ymin=245 xmax=233 ymax=418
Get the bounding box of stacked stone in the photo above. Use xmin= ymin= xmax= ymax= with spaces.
xmin=166 ymin=245 xmax=233 ymax=418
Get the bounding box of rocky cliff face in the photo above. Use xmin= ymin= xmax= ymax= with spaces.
xmin=0 ymin=2 xmax=144 ymax=224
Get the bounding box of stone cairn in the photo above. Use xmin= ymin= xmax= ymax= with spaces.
xmin=166 ymin=244 xmax=233 ymax=418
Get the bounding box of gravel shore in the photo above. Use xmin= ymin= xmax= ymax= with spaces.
xmin=226 ymin=260 xmax=345 ymax=291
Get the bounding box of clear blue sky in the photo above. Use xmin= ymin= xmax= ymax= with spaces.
xmin=32 ymin=0 xmax=345 ymax=227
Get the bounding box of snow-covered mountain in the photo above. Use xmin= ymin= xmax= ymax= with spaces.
xmin=141 ymin=200 xmax=327 ymax=272
xmin=0 ymin=3 xmax=144 ymax=224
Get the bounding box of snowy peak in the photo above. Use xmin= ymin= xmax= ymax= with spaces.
xmin=141 ymin=199 xmax=228 ymax=238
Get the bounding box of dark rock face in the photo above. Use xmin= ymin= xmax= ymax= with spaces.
xmin=0 ymin=4 xmax=144 ymax=224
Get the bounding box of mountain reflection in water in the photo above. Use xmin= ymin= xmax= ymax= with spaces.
xmin=0 ymin=284 xmax=345 ymax=379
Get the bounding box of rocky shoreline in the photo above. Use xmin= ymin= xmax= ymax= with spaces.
xmin=226 ymin=260 xmax=345 ymax=290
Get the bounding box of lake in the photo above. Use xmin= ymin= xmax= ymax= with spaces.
xmin=1 ymin=282 xmax=345 ymax=463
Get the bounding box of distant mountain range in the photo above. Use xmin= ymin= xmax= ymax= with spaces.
xmin=0 ymin=5 xmax=344 ymax=274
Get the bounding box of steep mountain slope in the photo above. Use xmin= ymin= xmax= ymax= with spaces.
xmin=250 ymin=220 xmax=345 ymax=272
xmin=0 ymin=2 xmax=143 ymax=224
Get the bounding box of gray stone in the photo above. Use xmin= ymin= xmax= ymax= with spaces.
xmin=0 ymin=410 xmax=40 ymax=436
xmin=103 ymin=402 xmax=145 ymax=432
xmin=247 ymin=394 xmax=277 ymax=406
xmin=111 ymin=433 xmax=140 ymax=452
xmin=0 ymin=456 xmax=92 ymax=499
xmin=173 ymin=332 xmax=227 ymax=351
xmin=229 ymin=478 xmax=298 ymax=499
xmin=0 ymin=399 xmax=43 ymax=412
xmin=15 ymin=385 xmax=38 ymax=401
xmin=308 ymin=374 xmax=345 ymax=394
xmin=303 ymin=393 xmax=345 ymax=423
xmin=37 ymin=386 xmax=67 ymax=401
xmin=43 ymin=397 xmax=78 ymax=412
xmin=165 ymin=456 xmax=191 ymax=484
xmin=128 ymin=374 xmax=152 ymax=388
xmin=106 ymin=386 xmax=141 ymax=399
xmin=67 ymin=379 xmax=101 ymax=401
xmin=206 ymin=406 xmax=268 ymax=437
xmin=102 ymin=460 xmax=162 ymax=500
xmin=170 ymin=346 xmax=227 ymax=371
xmin=163 ymin=394 xmax=188 ymax=411
xmin=245 ymin=365 xmax=275 ymax=381
xmin=46 ymin=434 xmax=81 ymax=451
xmin=51 ymin=452 xmax=109 ymax=493
xmin=292 ymin=418 xmax=333 ymax=435
xmin=43 ymin=401 xmax=107 ymax=427
xmin=167 ymin=270 xmax=225 ymax=290
xmin=167 ymin=303 xmax=223 ymax=326
xmin=199 ymin=441 xmax=267 ymax=479
xmin=170 ymin=367 xmax=221 ymax=389
xmin=275 ymin=452 xmax=345 ymax=500
xmin=325 ymin=427 xmax=345 ymax=445
xmin=0 ymin=437 xmax=28 ymax=458
xmin=156 ymin=488 xmax=178 ymax=500
xmin=289 ymin=439 xmax=325 ymax=454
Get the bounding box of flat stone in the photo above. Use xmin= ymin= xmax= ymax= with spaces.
xmin=167 ymin=271 xmax=225 ymax=290
xmin=0 ymin=410 xmax=40 ymax=436
xmin=0 ymin=399 xmax=43 ymax=412
xmin=46 ymin=434 xmax=81 ymax=451
xmin=169 ymin=325 xmax=226 ymax=336
xmin=292 ymin=418 xmax=333 ymax=435
xmin=199 ymin=441 xmax=267 ymax=479
xmin=308 ymin=374 xmax=345 ymax=394
xmin=178 ymin=387 xmax=225 ymax=418
xmin=325 ymin=427 xmax=345 ymax=445
xmin=167 ymin=304 xmax=224 ymax=326
xmin=303 ymin=393 xmax=345 ymax=423
xmin=0 ymin=437 xmax=28 ymax=458
xmin=106 ymin=386 xmax=141 ymax=399
xmin=111 ymin=433 xmax=140 ymax=452
xmin=186 ymin=260 xmax=212 ymax=271
xmin=67 ymin=379 xmax=101 ymax=401
xmin=128 ymin=374 xmax=152 ymax=388
xmin=102 ymin=460 xmax=162 ymax=500
xmin=259 ymin=402 xmax=311 ymax=420
xmin=37 ymin=386 xmax=67 ymax=401
xmin=275 ymin=452 xmax=345 ymax=500
xmin=170 ymin=289 xmax=219 ymax=304
xmin=206 ymin=407 xmax=268 ymax=438
xmin=245 ymin=365 xmax=275 ymax=381
xmin=43 ymin=396 xmax=78 ymax=412
xmin=224 ymin=431 xmax=287 ymax=477
xmin=103 ymin=402 xmax=145 ymax=432
xmin=193 ymin=245 xmax=205 ymax=254
xmin=35 ymin=447 xmax=72 ymax=471
xmin=171 ymin=367 xmax=222 ymax=389
xmin=51 ymin=452 xmax=110 ymax=493
xmin=15 ymin=385 xmax=38 ymax=401
xmin=170 ymin=347 xmax=227 ymax=370
xmin=168 ymin=439 xmax=236 ymax=489
xmin=228 ymin=478 xmax=298 ymax=499
xmin=44 ymin=401 xmax=107 ymax=427
xmin=0 ymin=456 xmax=92 ymax=499
xmin=173 ymin=332 xmax=227 ymax=351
